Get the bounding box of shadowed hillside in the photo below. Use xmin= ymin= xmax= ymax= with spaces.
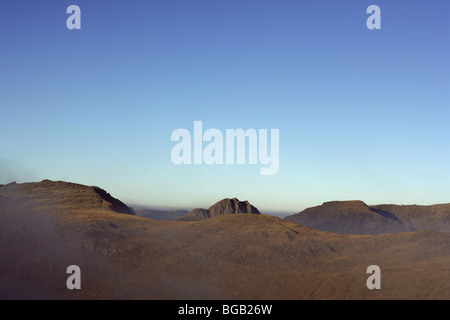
xmin=285 ymin=201 xmax=450 ymax=234
xmin=370 ymin=204 xmax=450 ymax=233
xmin=0 ymin=181 xmax=449 ymax=299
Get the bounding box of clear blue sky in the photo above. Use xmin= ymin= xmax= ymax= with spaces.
xmin=1 ymin=1 xmax=449 ymax=213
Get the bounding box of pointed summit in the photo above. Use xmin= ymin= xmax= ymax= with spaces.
xmin=209 ymin=198 xmax=260 ymax=216
xmin=178 ymin=198 xmax=260 ymax=221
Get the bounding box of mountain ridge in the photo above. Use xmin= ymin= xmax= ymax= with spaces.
xmin=0 ymin=179 xmax=135 ymax=215
xmin=284 ymin=200 xmax=450 ymax=234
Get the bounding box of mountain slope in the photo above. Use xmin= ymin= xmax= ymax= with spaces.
xmin=0 ymin=179 xmax=134 ymax=215
xmin=136 ymin=208 xmax=189 ymax=221
xmin=0 ymin=181 xmax=449 ymax=299
xmin=370 ymin=204 xmax=450 ymax=233
xmin=284 ymin=201 xmax=412 ymax=235
xmin=285 ymin=201 xmax=450 ymax=234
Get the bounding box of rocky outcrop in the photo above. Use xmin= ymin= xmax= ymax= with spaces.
xmin=178 ymin=198 xmax=260 ymax=221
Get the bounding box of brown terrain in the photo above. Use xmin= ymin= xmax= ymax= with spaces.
xmin=136 ymin=208 xmax=189 ymax=221
xmin=285 ymin=201 xmax=450 ymax=234
xmin=0 ymin=180 xmax=449 ymax=299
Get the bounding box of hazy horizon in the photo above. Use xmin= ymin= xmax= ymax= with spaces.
xmin=1 ymin=1 xmax=449 ymax=213
xmin=3 ymin=177 xmax=450 ymax=217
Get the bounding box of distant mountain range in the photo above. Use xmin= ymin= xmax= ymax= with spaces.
xmin=135 ymin=194 xmax=450 ymax=235
xmin=0 ymin=179 xmax=449 ymax=299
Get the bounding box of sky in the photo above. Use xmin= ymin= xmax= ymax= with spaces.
xmin=0 ymin=1 xmax=449 ymax=213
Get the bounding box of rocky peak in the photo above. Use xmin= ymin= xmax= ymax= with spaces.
xmin=178 ymin=198 xmax=260 ymax=221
